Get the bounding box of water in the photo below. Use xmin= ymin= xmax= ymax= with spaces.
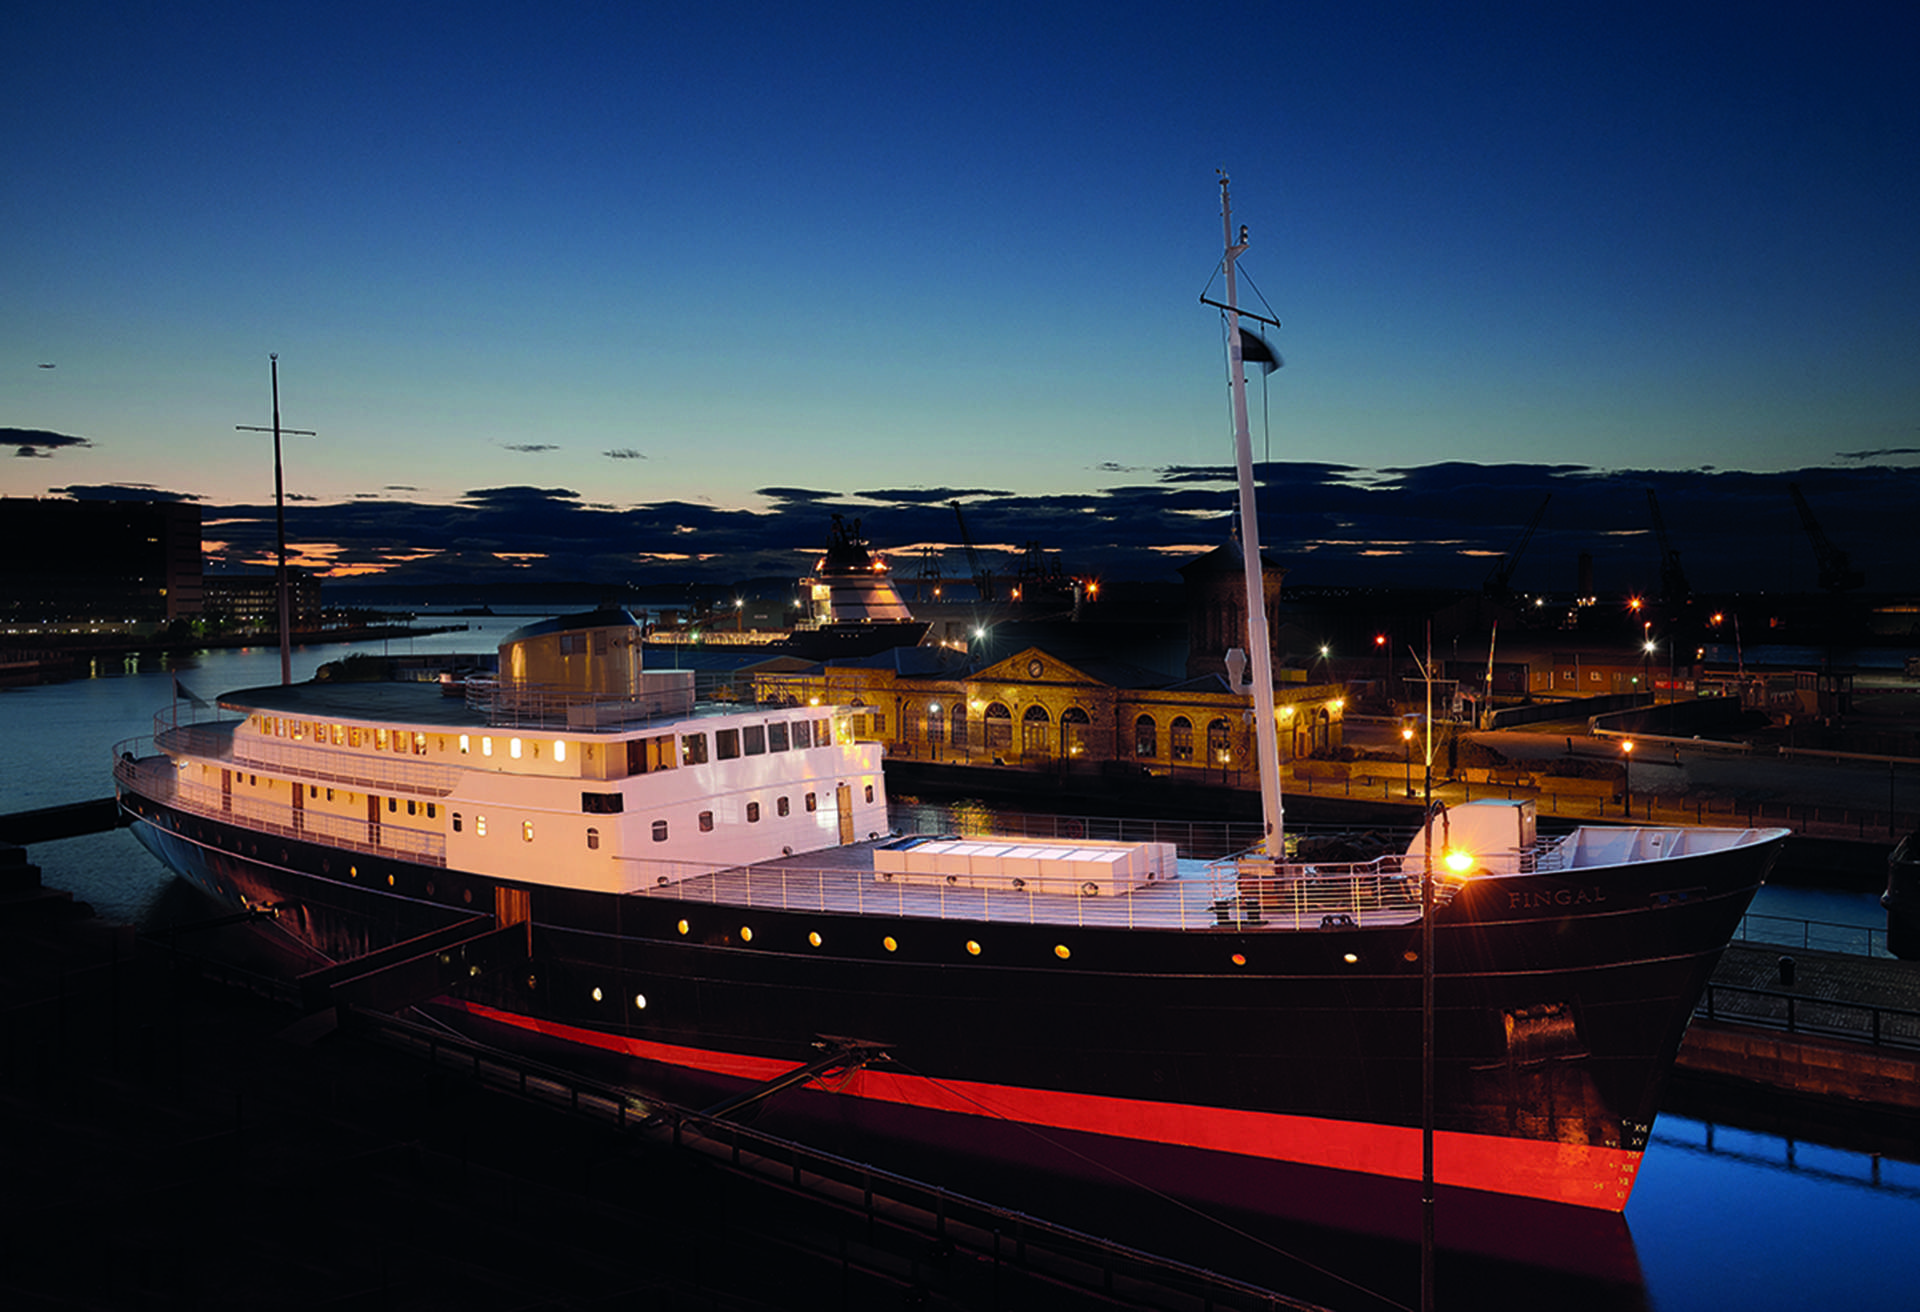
xmin=4 ymin=630 xmax=1918 ymax=1310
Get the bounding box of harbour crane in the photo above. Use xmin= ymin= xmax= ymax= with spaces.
xmin=1483 ymin=494 xmax=1551 ymax=598
xmin=950 ymin=499 xmax=995 ymax=602
xmin=1788 ymin=483 xmax=1865 ymax=593
xmin=1645 ymin=489 xmax=1691 ymax=601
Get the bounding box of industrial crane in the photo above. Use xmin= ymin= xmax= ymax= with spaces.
xmin=1645 ymin=489 xmax=1691 ymax=601
xmin=950 ymin=499 xmax=995 ymax=602
xmin=1483 ymin=494 xmax=1551 ymax=598
xmin=1788 ymin=483 xmax=1865 ymax=593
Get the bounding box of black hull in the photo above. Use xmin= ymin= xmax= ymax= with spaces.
xmin=120 ymin=783 xmax=1781 ymax=1212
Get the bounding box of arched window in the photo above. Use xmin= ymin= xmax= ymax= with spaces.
xmin=1207 ymin=718 xmax=1232 ymax=766
xmin=984 ymin=702 xmax=1013 ymax=751
xmin=1021 ymin=704 xmax=1051 ymax=758
xmin=1169 ymin=716 xmax=1194 ymax=762
xmin=1060 ymin=707 xmax=1091 ymax=758
xmin=925 ymin=703 xmax=944 ymax=744
xmin=1134 ymin=715 xmax=1157 ymax=759
xmin=950 ymin=700 xmax=969 ymax=747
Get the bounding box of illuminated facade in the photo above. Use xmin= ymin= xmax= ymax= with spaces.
xmin=756 ymin=644 xmax=1344 ymax=785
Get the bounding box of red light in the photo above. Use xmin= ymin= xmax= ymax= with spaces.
xmin=1374 ymin=634 xmax=1386 ymax=648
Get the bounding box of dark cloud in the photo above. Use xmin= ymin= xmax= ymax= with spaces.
xmin=1838 ymin=447 xmax=1920 ymax=460
xmin=4 ymin=426 xmax=93 ymax=458
xmin=190 ymin=462 xmax=1916 ymax=600
xmin=603 ymin=448 xmax=646 ymax=460
xmin=502 ymin=443 xmax=559 ymax=454
xmin=47 ymin=483 xmax=200 ymax=502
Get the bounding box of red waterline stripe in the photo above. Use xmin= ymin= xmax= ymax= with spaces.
xmin=459 ymin=1002 xmax=1641 ymax=1210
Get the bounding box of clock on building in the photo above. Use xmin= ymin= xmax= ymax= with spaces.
xmin=1027 ymin=659 xmax=1044 ymax=678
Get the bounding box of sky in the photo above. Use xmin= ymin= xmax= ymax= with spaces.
xmin=4 ymin=2 xmax=1916 ymax=598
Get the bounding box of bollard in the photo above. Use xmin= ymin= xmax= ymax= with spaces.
xmin=1778 ymin=955 xmax=1796 ymax=987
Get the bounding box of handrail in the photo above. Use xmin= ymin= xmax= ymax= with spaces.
xmin=1697 ymin=980 xmax=1920 ymax=1051
xmin=1732 ymin=913 xmax=1894 ymax=960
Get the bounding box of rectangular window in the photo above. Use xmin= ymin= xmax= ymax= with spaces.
xmin=348 ymin=726 xmax=362 ymax=748
xmin=870 ymin=712 xmax=887 ymax=735
xmin=681 ymin=733 xmax=709 ymax=766
xmin=805 ymin=792 xmax=818 ymax=812
xmin=865 ymin=784 xmax=875 ymax=803
xmin=715 ymin=728 xmax=741 ymax=760
xmin=460 ymin=734 xmax=471 ymax=754
xmin=426 ymin=804 xmax=436 ymax=819
xmin=791 ymin=720 xmax=812 ymax=749
xmin=743 ymin=725 xmax=766 ymax=755
xmin=407 ymin=799 xmax=417 ymax=816
xmin=476 ymin=815 xmax=487 ymax=836
xmin=768 ymin=722 xmax=790 ymax=752
xmin=628 ymin=734 xmax=676 ymax=774
xmin=586 ymin=827 xmax=599 ymax=850
xmin=651 ymin=820 xmax=668 ymax=842
xmin=522 ymin=821 xmax=534 ymax=842
xmin=375 ymin=728 xmax=390 ymax=751
xmin=818 ymin=718 xmax=834 ymax=744
xmin=747 ymin=802 xmax=761 ymax=822
xmin=776 ymin=796 xmax=790 ymax=817
xmin=582 ymin=791 xmax=625 ymax=814
xmin=387 ymin=797 xmax=397 ymax=813
xmin=698 ymin=811 xmax=715 ymax=832
xmin=452 ymin=812 xmax=462 ymax=833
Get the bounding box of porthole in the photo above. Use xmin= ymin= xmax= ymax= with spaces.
xmin=463 ymin=888 xmax=473 ymax=904
xmin=1343 ymin=952 xmax=1359 ymax=965
xmin=883 ymin=935 xmax=898 ymax=953
xmin=808 ymin=931 xmax=822 ymax=948
xmin=966 ymin=940 xmax=981 ymax=956
xmin=425 ymin=881 xmax=435 ymax=896
xmin=1231 ymin=953 xmax=1247 ymax=967
xmin=740 ymin=926 xmax=753 ymax=943
xmin=1054 ymin=944 xmax=1071 ymax=960
xmin=634 ymin=994 xmax=648 ymax=1010
xmin=591 ymin=987 xmax=603 ymax=1003
xmin=349 ymin=865 xmax=357 ymax=878
xmin=677 ymin=919 xmax=690 ymax=936
xmin=387 ymin=874 xmax=395 ymax=887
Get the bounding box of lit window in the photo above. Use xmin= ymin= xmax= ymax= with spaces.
xmin=1054 ymin=944 xmax=1071 ymax=960
xmin=634 ymin=994 xmax=647 ymax=1010
xmin=554 ymin=740 xmax=566 ymax=763
xmin=476 ymin=815 xmax=487 ymax=836
xmin=510 ymin=738 xmax=523 ymax=759
xmin=808 ymin=931 xmax=822 ymax=947
xmin=375 ymin=728 xmax=389 ymax=750
xmin=883 ymin=936 xmax=898 ymax=952
xmin=522 ymin=820 xmax=534 ymax=842
xmin=482 ymin=737 xmax=493 ymax=757
xmin=740 ymin=926 xmax=753 ymax=942
xmin=460 ymin=734 xmax=470 ymax=754
xmin=413 ymin=733 xmax=426 ymax=756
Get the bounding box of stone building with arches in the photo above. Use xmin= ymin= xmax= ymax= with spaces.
xmin=754 ymin=642 xmax=1345 ymax=788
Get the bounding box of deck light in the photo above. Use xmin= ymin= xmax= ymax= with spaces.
xmin=1443 ymin=849 xmax=1476 ymax=878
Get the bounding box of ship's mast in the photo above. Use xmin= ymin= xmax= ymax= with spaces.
xmin=1218 ymin=175 xmax=1286 ymax=860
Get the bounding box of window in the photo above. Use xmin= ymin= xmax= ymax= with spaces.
xmin=554 ymin=740 xmax=567 ymax=763
xmin=413 ymin=733 xmax=427 ymax=756
xmin=407 ymin=800 xmax=417 ymax=816
xmin=865 ymin=784 xmax=875 ymax=803
xmin=387 ymin=797 xmax=397 ymax=813
xmin=452 ymin=813 xmax=463 ymax=833
xmin=586 ymin=827 xmax=599 ymax=850
xmin=715 ymin=728 xmax=741 ymax=760
xmin=747 ymin=802 xmax=761 ymax=822
xmin=871 ymin=711 xmax=887 ymax=735
xmin=682 ymin=733 xmax=709 ymax=766
xmin=426 ymin=803 xmax=437 ymax=819
xmin=698 ymin=811 xmax=715 ymax=832
xmin=628 ymin=734 xmax=676 ymax=774
xmin=1170 ymin=716 xmax=1194 ymax=762
xmin=460 ymin=734 xmax=471 ymax=754
xmin=792 ymin=720 xmax=812 ymax=748
xmin=984 ymin=703 xmax=1012 ymax=751
xmin=1207 ymin=718 xmax=1232 ymax=764
xmin=1134 ymin=715 xmax=1157 ymax=759
xmin=510 ymin=737 xmax=523 ymax=759
xmin=476 ymin=815 xmax=487 ymax=836
xmin=482 ymin=737 xmax=494 ymax=757
xmin=652 ymin=820 xmax=668 ymax=842
xmin=768 ymin=722 xmax=790 ymax=752
xmin=1021 ymin=704 xmax=1050 ymax=756
xmin=348 ymin=726 xmax=361 ymax=748
xmin=582 ymin=791 xmax=625 ymax=814
xmin=744 ymin=725 xmax=766 ymax=755
xmin=375 ymin=728 xmax=389 ymax=751
xmin=331 ymin=724 xmax=345 ymax=745
xmin=522 ymin=821 xmax=535 ymax=842
xmin=805 ymin=792 xmax=818 ymax=812
xmin=951 ymin=702 xmax=968 ymax=746
xmin=777 ymin=796 xmax=790 ymax=817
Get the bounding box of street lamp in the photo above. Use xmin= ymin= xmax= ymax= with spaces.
xmin=1643 ymin=638 xmax=1655 ymax=706
xmin=1402 ymin=723 xmax=1415 ymax=799
xmin=1622 ymin=739 xmax=1635 ymax=818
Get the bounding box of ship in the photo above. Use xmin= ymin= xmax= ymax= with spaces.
xmin=112 ymin=181 xmax=1787 ymax=1229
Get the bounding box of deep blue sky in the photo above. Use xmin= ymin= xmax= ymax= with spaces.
xmin=4 ymin=3 xmax=1915 ymax=593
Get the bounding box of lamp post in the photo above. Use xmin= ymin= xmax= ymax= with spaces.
xmin=1402 ymin=723 xmax=1415 ymax=798
xmin=1622 ymin=739 xmax=1635 ymax=818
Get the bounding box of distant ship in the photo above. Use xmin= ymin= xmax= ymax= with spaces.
xmin=112 ymin=181 xmax=1786 ymax=1225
